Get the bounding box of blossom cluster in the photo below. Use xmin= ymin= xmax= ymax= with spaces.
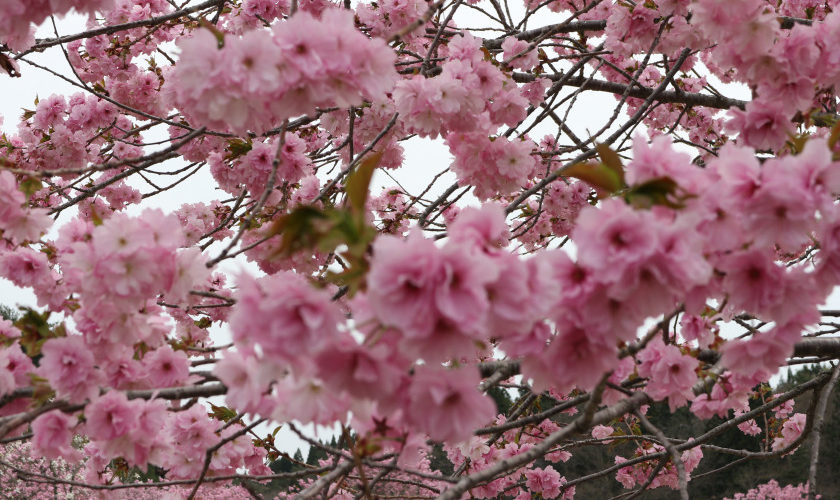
xmin=725 ymin=479 xmax=817 ymax=500
xmin=0 ymin=0 xmax=112 ymax=49
xmin=167 ymin=9 xmax=398 ymax=134
xmin=3 ymin=0 xmax=840 ymax=496
xmin=0 ymin=171 xmax=51 ymax=244
xmin=443 ymin=423 xmax=576 ymax=498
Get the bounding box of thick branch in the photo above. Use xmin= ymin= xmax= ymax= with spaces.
xmin=512 ymin=72 xmax=747 ymax=110
xmin=807 ymin=364 xmax=840 ymax=499
xmin=437 ymin=391 xmax=651 ymax=499
xmin=483 ymin=20 xmax=608 ymax=50
xmin=19 ymin=0 xmax=225 ymax=56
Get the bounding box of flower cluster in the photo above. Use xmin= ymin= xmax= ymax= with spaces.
xmin=167 ymin=10 xmax=398 ymax=134
xmin=0 ymin=0 xmax=113 ymax=50
xmin=0 ymin=172 xmax=51 ymax=244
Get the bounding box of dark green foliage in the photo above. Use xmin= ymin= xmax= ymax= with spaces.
xmin=488 ymin=385 xmax=514 ymax=415
xmin=306 ymin=442 xmax=328 ymax=466
xmin=255 ymin=449 xmax=309 ymax=498
xmin=0 ymin=304 xmax=18 ymax=321
xmin=429 ymin=443 xmax=455 ymax=476
xmin=566 ymin=366 xmax=840 ymax=499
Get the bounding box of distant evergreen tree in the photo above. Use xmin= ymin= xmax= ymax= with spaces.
xmin=0 ymin=304 xmax=18 ymax=321
xmin=429 ymin=443 xmax=455 ymax=476
xmin=306 ymin=442 xmax=328 ymax=466
xmin=487 ymin=386 xmax=514 ymax=415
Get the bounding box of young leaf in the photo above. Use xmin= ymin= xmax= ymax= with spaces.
xmin=344 ymin=151 xmax=383 ymax=214
xmin=15 ymin=308 xmax=61 ymax=358
xmin=18 ymin=176 xmax=43 ymax=201
xmin=564 ymin=160 xmax=625 ymax=194
xmin=595 ymin=143 xmax=625 ymax=183
xmin=624 ymin=177 xmax=691 ymax=209
xmin=267 ymin=205 xmax=331 ymax=257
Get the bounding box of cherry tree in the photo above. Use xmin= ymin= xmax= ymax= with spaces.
xmin=0 ymin=0 xmax=839 ymax=498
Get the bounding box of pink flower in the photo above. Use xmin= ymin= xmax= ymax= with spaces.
xmin=366 ymin=230 xmax=441 ymax=338
xmin=166 ymin=248 xmax=211 ymax=305
xmin=719 ymin=249 xmax=785 ymax=317
xmin=592 ymin=425 xmax=615 ymax=442
xmin=39 ymin=336 xmax=100 ymax=403
xmin=434 ymin=244 xmax=497 ymax=334
xmin=573 ymin=199 xmax=659 ymax=275
xmin=745 ymin=158 xmax=816 ymax=252
xmin=485 ymin=254 xmax=538 ymax=338
xmin=637 ymin=338 xmax=697 ymax=410
xmin=448 ymin=203 xmax=509 ymax=253
xmin=0 ymin=248 xmax=53 ymax=290
xmin=229 ymin=271 xmax=342 ymax=365
xmin=407 ymin=365 xmax=495 ymax=443
xmin=85 ymin=391 xmax=140 ymax=441
xmin=169 ymin=404 xmax=217 ymax=452
xmin=314 ymin=339 xmax=407 ymax=401
xmin=721 ymin=322 xmax=803 ymax=383
xmin=271 ymin=376 xmax=350 ymax=426
xmin=501 ymin=37 xmax=539 ymax=70
xmin=101 ymin=348 xmax=146 ymax=389
xmin=680 ymin=314 xmax=716 ymax=348
xmin=626 ymin=135 xmax=699 ymax=189
xmin=165 ymin=404 xmax=221 ymax=478
xmin=772 ymin=413 xmax=807 ymax=452
xmin=0 ymin=175 xmax=51 ymax=243
xmin=168 ymin=10 xmax=396 ymax=134
xmin=725 ymin=99 xmax=793 ymax=151
xmin=446 ymin=132 xmax=537 ymax=199
xmin=31 ymin=410 xmax=80 ymax=461
xmin=121 ymin=398 xmax=171 ymax=467
xmin=143 ymin=345 xmax=190 ymax=388
xmin=525 ymin=323 xmax=618 ymax=394
xmin=524 ymin=466 xmax=563 ymax=498
xmin=214 ymin=351 xmax=271 ymax=414
xmin=0 ymin=343 xmax=34 ymax=392
xmin=737 ymin=418 xmax=762 ymax=436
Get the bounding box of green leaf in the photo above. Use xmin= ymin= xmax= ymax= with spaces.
xmin=811 ymin=112 xmax=837 ymax=128
xmin=564 ymin=160 xmax=625 ymax=194
xmin=344 ymin=151 xmax=383 ymax=215
xmin=266 ymin=204 xmax=378 ymax=295
xmin=595 ymin=143 xmax=625 ymax=179
xmin=625 ymin=176 xmax=692 ymax=209
xmin=29 ymin=375 xmax=55 ymax=407
xmin=226 ymin=138 xmax=253 ymax=159
xmin=829 ymin=121 xmax=840 ymax=150
xmin=787 ymin=133 xmax=810 ymax=154
xmin=267 ymin=205 xmax=332 ymax=257
xmin=14 ymin=308 xmax=63 ymax=358
xmin=18 ymin=176 xmax=43 ymax=201
xmin=194 ymin=317 xmax=212 ymax=329
xmin=209 ymin=403 xmax=238 ymax=422
xmin=90 ymin=208 xmax=104 ymax=227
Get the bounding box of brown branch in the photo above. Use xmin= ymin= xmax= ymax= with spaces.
xmin=807 ymin=363 xmax=840 ymax=499
xmin=511 ymin=71 xmax=747 ymax=110
xmin=635 ymin=411 xmax=688 ymax=500
xmin=187 ymin=418 xmax=267 ymax=499
xmin=437 ymin=391 xmax=651 ymax=499
xmin=297 ymin=460 xmax=356 ymax=499
xmin=19 ymin=0 xmax=226 ymax=56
